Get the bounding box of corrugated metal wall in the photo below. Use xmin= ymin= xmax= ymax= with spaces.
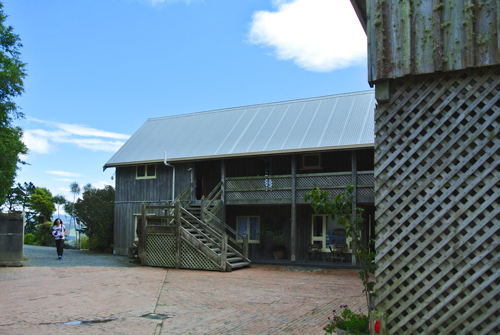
xmin=366 ymin=0 xmax=500 ymax=83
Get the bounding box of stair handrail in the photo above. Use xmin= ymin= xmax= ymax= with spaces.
xmin=205 ymin=180 xmax=222 ymax=203
xmin=174 ymin=181 xmax=194 ymax=208
xmin=204 ymin=209 xmax=240 ymax=247
xmin=201 ymin=181 xmax=249 ymax=259
xmin=181 ymin=207 xmax=223 ymax=242
xmin=181 ymin=206 xmax=249 ymax=262
xmin=164 ymin=181 xmax=194 ymax=223
xmin=179 ymin=217 xmax=222 ymax=256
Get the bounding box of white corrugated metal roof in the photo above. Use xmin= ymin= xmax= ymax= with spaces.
xmin=104 ymin=90 xmax=375 ymax=167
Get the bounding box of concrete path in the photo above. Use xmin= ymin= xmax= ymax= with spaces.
xmin=0 ymin=245 xmax=366 ymax=334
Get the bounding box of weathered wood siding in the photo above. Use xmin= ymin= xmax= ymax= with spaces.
xmin=114 ymin=163 xmax=192 ymax=255
xmin=226 ymin=204 xmax=374 ymax=261
xmin=366 ymin=0 xmax=500 ymax=83
xmin=226 ymin=204 xmax=303 ymax=260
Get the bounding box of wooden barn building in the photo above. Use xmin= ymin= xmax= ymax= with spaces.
xmin=104 ymin=91 xmax=376 ymax=269
xmin=351 ymin=0 xmax=500 ymax=334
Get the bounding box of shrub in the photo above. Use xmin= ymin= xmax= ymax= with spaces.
xmin=79 ymin=235 xmax=89 ymax=249
xmin=324 ymin=305 xmax=369 ymax=335
xmin=34 ymin=221 xmax=55 ymax=246
xmin=24 ymin=233 xmax=36 ymax=245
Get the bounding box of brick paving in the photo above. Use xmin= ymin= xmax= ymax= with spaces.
xmin=0 ymin=246 xmax=366 ymax=335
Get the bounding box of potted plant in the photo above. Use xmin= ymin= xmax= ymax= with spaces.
xmin=324 ymin=305 xmax=369 ymax=335
xmin=259 ymin=220 xmax=286 ymax=259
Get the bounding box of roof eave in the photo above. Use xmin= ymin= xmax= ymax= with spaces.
xmin=103 ymin=143 xmax=375 ymax=168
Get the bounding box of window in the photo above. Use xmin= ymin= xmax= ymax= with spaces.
xmin=136 ymin=164 xmax=156 ymax=179
xmin=311 ymin=215 xmax=350 ymax=252
xmin=236 ymin=216 xmax=260 ymax=244
xmin=302 ymin=154 xmax=322 ymax=170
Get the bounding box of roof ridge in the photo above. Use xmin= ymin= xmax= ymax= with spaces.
xmin=148 ymin=90 xmax=374 ymax=122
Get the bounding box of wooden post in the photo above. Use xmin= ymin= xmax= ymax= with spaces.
xmin=291 ymin=154 xmax=297 ymax=263
xmin=175 ymin=200 xmax=182 ymax=269
xmin=191 ymin=165 xmax=195 ymax=201
xmin=221 ymin=233 xmax=228 ymax=272
xmin=221 ymin=159 xmax=226 ymax=225
xmin=351 ymin=151 xmax=357 ymax=266
xmin=200 ymin=196 xmax=205 ymax=222
xmin=139 ymin=201 xmax=147 ymax=265
xmin=243 ymin=235 xmax=249 ymax=259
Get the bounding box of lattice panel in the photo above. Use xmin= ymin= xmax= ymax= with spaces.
xmin=296 ymin=174 xmax=351 ymax=187
xmin=146 ymin=234 xmax=221 ymax=271
xmin=375 ymin=66 xmax=500 ymax=334
xmin=146 ymin=234 xmax=176 ymax=267
xmin=180 ymin=239 xmax=220 ymax=271
xmin=357 ymin=187 xmax=375 ymax=197
xmin=226 ymin=177 xmax=292 ymax=190
xmin=226 ymin=190 xmax=292 ymax=200
xmin=357 ymin=173 xmax=375 ymax=185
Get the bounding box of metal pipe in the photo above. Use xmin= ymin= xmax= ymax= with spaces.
xmin=164 ymin=151 xmax=175 ymax=201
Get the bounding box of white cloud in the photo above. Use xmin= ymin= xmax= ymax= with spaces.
xmin=45 ymin=171 xmax=85 ymax=177
xmin=22 ymin=118 xmax=130 ymax=154
xmin=248 ymin=0 xmax=367 ymax=72
xmin=22 ymin=130 xmax=52 ymax=154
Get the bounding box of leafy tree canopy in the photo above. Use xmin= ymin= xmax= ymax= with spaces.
xmin=0 ymin=2 xmax=28 ymax=206
xmin=74 ymin=185 xmax=114 ymax=251
xmin=30 ymin=187 xmax=55 ymax=222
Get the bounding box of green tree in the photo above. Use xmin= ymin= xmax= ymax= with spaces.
xmin=305 ymin=185 xmax=376 ymax=316
xmin=0 ymin=2 xmax=28 ymax=206
xmin=3 ymin=183 xmax=23 ymax=211
xmin=74 ymin=185 xmax=114 ymax=251
xmin=30 ymin=187 xmax=55 ymax=223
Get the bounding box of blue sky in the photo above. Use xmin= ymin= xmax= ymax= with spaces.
xmin=5 ymin=0 xmax=370 ymax=205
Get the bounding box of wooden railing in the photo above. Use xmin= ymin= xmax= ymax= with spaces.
xmin=225 ymin=171 xmax=375 ymax=204
xmin=201 ymin=181 xmax=249 ymax=258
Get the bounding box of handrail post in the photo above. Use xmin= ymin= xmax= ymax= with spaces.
xmin=175 ymin=200 xmax=182 ymax=269
xmin=243 ymin=235 xmax=249 ymax=259
xmin=200 ymin=196 xmax=206 ymax=223
xmin=139 ymin=201 xmax=147 ymax=265
xmin=221 ymin=233 xmax=227 ymax=272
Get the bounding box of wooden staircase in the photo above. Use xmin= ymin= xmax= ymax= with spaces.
xmin=183 ymin=203 xmax=251 ymax=271
xmin=139 ymin=182 xmax=250 ymax=272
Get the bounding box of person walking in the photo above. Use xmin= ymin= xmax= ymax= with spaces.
xmin=52 ymin=218 xmax=67 ymax=259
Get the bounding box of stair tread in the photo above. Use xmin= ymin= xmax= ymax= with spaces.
xmin=227 ymin=257 xmax=243 ymax=262
xmin=229 ymin=262 xmax=251 ymax=269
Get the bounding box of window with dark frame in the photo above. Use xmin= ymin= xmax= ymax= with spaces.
xmin=236 ymin=216 xmax=260 ymax=244
xmin=302 ymin=154 xmax=322 ymax=170
xmin=136 ymin=164 xmax=156 ymax=179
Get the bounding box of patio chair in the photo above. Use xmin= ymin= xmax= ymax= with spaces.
xmin=307 ymin=244 xmax=321 ymax=262
xmin=329 ymin=244 xmax=346 ymax=263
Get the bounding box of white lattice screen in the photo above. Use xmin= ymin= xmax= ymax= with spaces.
xmin=375 ymin=66 xmax=500 ymax=334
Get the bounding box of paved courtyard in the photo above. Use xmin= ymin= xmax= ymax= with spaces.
xmin=0 ymin=245 xmax=366 ymax=334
